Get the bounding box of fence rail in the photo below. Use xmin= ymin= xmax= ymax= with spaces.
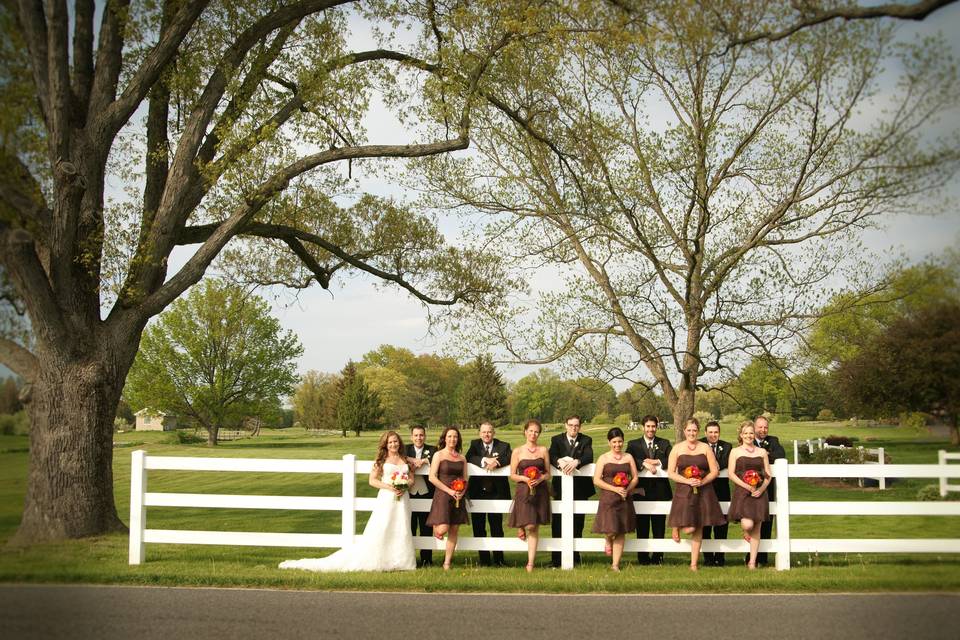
xmin=129 ymin=451 xmax=960 ymax=570
xmin=941 ymin=450 xmax=960 ymax=497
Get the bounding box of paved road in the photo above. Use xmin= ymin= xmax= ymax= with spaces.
xmin=1 ymin=585 xmax=957 ymax=640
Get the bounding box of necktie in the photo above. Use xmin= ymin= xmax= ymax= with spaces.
xmin=711 ymin=444 xmax=716 ymax=454
xmin=569 ymin=439 xmax=576 ymax=448
xmin=486 ymin=444 xmax=492 ymax=457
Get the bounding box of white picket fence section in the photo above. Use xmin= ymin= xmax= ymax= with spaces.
xmin=129 ymin=451 xmax=960 ymax=571
xmin=940 ymin=450 xmax=960 ymax=497
xmin=793 ymin=439 xmax=887 ymax=489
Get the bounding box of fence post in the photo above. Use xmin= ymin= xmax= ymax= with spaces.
xmin=793 ymin=439 xmax=799 ymax=463
xmin=128 ymin=449 xmax=146 ymax=565
xmin=878 ymin=447 xmax=886 ymax=490
xmin=774 ymin=458 xmax=791 ymax=571
xmin=342 ymin=454 xmax=357 ymax=544
xmin=941 ymin=450 xmax=949 ymax=497
xmin=561 ymin=472 xmax=575 ymax=570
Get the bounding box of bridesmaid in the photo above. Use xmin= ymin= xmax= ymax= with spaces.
xmin=426 ymin=426 xmax=469 ymax=570
xmin=667 ymin=418 xmax=725 ymax=571
xmin=508 ymin=419 xmax=551 ymax=572
xmin=592 ymin=427 xmax=638 ymax=572
xmin=726 ymin=420 xmax=772 ymax=569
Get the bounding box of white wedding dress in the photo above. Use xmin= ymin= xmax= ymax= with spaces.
xmin=279 ymin=462 xmax=417 ymax=572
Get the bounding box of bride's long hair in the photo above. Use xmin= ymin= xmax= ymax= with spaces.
xmin=374 ymin=430 xmax=404 ymax=471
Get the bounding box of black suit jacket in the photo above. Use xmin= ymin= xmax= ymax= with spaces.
xmin=404 ymin=443 xmax=437 ymax=498
xmin=700 ymin=437 xmax=732 ymax=502
xmin=549 ymin=433 xmax=595 ymax=499
xmin=627 ymin=435 xmax=673 ymax=502
xmin=466 ymin=438 xmax=512 ymax=500
xmin=757 ymin=435 xmax=785 ymax=500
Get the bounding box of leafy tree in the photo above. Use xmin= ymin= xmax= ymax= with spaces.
xmin=292 ymin=370 xmax=340 ymax=432
xmin=337 ymin=361 xmax=383 ymax=437
xmin=508 ymin=369 xmax=564 ymax=424
xmin=806 ymin=260 xmax=958 ymax=367
xmin=0 ymin=1 xmax=513 ymax=542
xmin=836 ymin=301 xmax=960 ymax=444
xmin=457 ymin=355 xmax=507 ymax=427
xmin=361 ymin=365 xmax=414 ymax=428
xmin=427 ymin=1 xmax=960 ymax=438
xmin=125 ymin=280 xmax=302 ymax=445
xmin=0 ymin=376 xmax=21 ymax=415
xmin=726 ymin=358 xmax=791 ymax=419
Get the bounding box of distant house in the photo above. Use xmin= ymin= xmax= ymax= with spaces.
xmin=134 ymin=409 xmax=178 ymax=431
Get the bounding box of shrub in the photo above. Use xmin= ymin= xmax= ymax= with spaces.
xmin=613 ymin=413 xmax=632 ymax=427
xmin=816 ymin=409 xmax=835 ymax=421
xmin=825 ymin=435 xmax=857 ymax=447
xmin=721 ymin=413 xmax=745 ymax=425
xmin=809 ymin=447 xmax=865 ymax=465
xmin=0 ymin=411 xmax=29 ymax=435
xmin=693 ymin=410 xmax=714 ymax=425
xmin=591 ymin=412 xmax=611 ymax=425
xmin=898 ymin=411 xmax=927 ymax=432
xmin=917 ymin=484 xmax=944 ymax=501
xmin=161 ymin=430 xmax=205 ymax=445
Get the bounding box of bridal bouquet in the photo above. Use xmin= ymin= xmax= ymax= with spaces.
xmin=743 ymin=469 xmax=761 ymax=489
xmin=389 ymin=470 xmax=410 ymax=501
xmin=612 ymin=471 xmax=629 ymax=500
xmin=524 ymin=465 xmax=542 ymax=496
xmin=451 ymin=478 xmax=466 ymax=508
xmin=682 ymin=465 xmax=702 ymax=494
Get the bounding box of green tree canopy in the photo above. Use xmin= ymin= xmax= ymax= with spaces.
xmin=835 ymin=300 xmax=960 ymax=444
xmin=292 ymin=370 xmax=340 ymax=432
xmin=336 ymin=360 xmax=383 ymax=437
xmin=125 ymin=280 xmax=302 ymax=445
xmin=456 ymin=355 xmax=508 ymax=427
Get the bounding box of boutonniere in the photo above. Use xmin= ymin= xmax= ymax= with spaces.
xmin=762 ymin=440 xmax=769 ymax=446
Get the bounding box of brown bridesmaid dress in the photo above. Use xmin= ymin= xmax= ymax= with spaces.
xmin=591 ymin=461 xmax=636 ymax=535
xmin=726 ymin=456 xmax=770 ymax=523
xmin=426 ymin=459 xmax=469 ymax=526
xmin=508 ymin=459 xmax=551 ymax=527
xmin=668 ymin=453 xmax=726 ymax=528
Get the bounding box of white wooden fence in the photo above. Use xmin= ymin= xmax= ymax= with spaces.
xmin=940 ymin=450 xmax=960 ymax=497
xmin=793 ymin=439 xmax=887 ymax=489
xmin=129 ymin=451 xmax=960 ymax=571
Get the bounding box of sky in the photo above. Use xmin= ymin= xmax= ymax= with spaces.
xmin=260 ymin=6 xmax=960 ymax=389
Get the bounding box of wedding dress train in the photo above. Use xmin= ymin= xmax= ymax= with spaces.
xmin=279 ymin=462 xmax=417 ymax=572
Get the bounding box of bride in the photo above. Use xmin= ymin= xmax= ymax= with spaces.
xmin=279 ymin=431 xmax=417 ymax=572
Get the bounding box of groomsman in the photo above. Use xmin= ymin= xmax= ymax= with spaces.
xmin=753 ymin=415 xmax=785 ymax=566
xmin=405 ymin=425 xmax=436 ymax=567
xmin=626 ymin=414 xmax=671 ymax=565
xmin=700 ymin=420 xmax=731 ymax=566
xmin=466 ymin=421 xmax=512 ymax=566
xmin=549 ymin=415 xmax=594 ymax=567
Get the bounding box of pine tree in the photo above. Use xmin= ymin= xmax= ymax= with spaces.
xmin=337 ymin=362 xmax=384 ymax=437
xmin=457 ymin=355 xmax=508 ymax=427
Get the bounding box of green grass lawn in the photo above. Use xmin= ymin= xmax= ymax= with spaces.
xmin=1 ymin=422 xmax=958 ymax=592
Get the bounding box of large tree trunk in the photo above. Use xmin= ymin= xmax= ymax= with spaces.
xmin=206 ymin=424 xmax=219 ymax=446
xmin=671 ymin=386 xmax=696 ymax=443
xmin=11 ymin=353 xmax=129 ymax=544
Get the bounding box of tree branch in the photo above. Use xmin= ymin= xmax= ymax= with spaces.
xmin=0 ymin=337 xmax=37 ymax=381
xmin=730 ymin=0 xmax=957 ymax=47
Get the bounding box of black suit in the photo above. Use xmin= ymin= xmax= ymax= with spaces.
xmin=626 ymin=435 xmax=672 ymax=564
xmin=754 ymin=434 xmax=785 ymax=566
xmin=700 ymin=437 xmax=732 ymax=566
xmin=549 ymin=432 xmax=594 ymax=567
xmin=466 ymin=438 xmax=512 ymax=566
xmin=405 ymin=443 xmax=437 ymax=566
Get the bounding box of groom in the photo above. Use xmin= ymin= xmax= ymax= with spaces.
xmin=405 ymin=425 xmax=436 ymax=567
xmin=465 ymin=421 xmax=512 ymax=566
xmin=549 ymin=415 xmax=594 ymax=567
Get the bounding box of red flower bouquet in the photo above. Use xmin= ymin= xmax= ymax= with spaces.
xmin=682 ymin=465 xmax=702 ymax=494
xmin=612 ymin=471 xmax=629 ymax=500
xmin=524 ymin=465 xmax=542 ymax=496
xmin=389 ymin=470 xmax=410 ymax=501
xmin=743 ymin=469 xmax=761 ymax=488
xmin=451 ymin=477 xmax=466 ymax=508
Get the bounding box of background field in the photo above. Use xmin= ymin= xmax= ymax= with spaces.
xmin=1 ymin=421 xmax=958 ymax=592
